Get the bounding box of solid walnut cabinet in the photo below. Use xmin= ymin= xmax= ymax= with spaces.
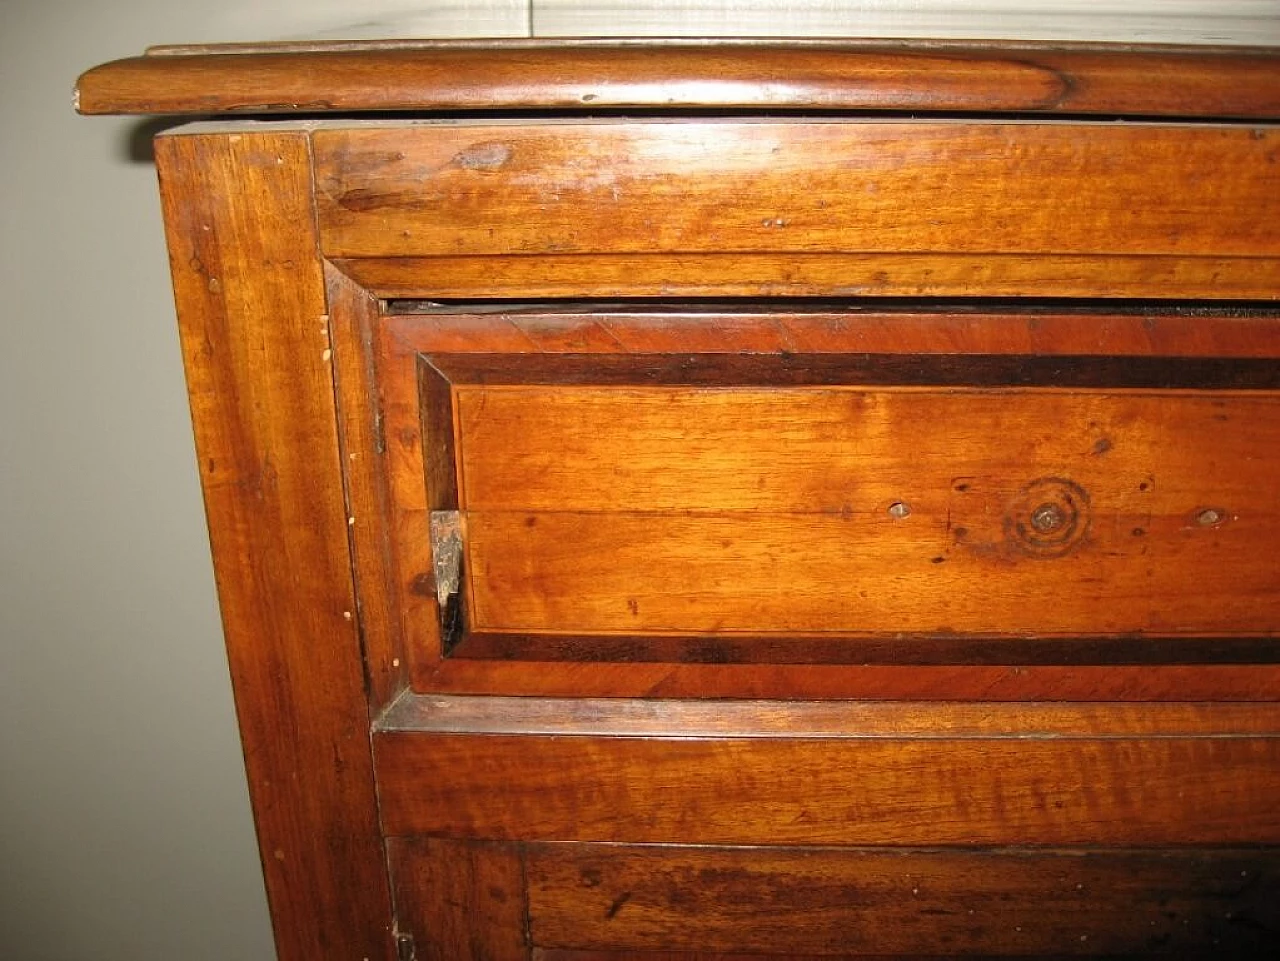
xmin=78 ymin=41 xmax=1280 ymax=960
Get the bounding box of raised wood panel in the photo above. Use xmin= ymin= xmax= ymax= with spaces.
xmin=366 ymin=310 xmax=1280 ymax=689
xmin=374 ymin=731 xmax=1280 ymax=845
xmin=527 ymin=845 xmax=1280 ymax=955
xmin=455 ymin=387 xmax=1280 ymax=637
xmin=154 ymin=130 xmax=395 ymax=961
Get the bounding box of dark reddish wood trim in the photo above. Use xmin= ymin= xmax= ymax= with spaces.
xmin=78 ymin=41 xmax=1280 ymax=119
xmin=452 ymin=630 xmax=1280 ymax=666
xmin=155 ymin=129 xmax=395 ymax=961
xmin=426 ymin=351 xmax=1280 ymax=390
xmin=384 ymin=306 xmax=1280 ymax=360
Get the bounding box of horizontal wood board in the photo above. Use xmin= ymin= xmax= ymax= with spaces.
xmin=374 ymin=731 xmax=1280 ymax=844
xmin=527 ymin=844 xmax=1280 ymax=955
xmin=454 ymin=386 xmax=1280 ymax=636
xmin=77 ymin=42 xmax=1280 ymax=118
xmin=315 ymin=121 xmax=1280 ymax=258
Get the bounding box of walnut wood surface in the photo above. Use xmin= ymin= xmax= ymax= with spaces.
xmin=385 ymin=307 xmax=1280 ymax=360
xmin=377 ymin=694 xmax=1280 ymax=738
xmin=366 ymin=309 xmax=1280 ymax=694
xmin=389 ymin=838 xmax=527 ymax=961
xmin=457 ymin=387 xmax=1279 ymax=636
xmin=325 ymin=265 xmax=408 ymax=711
xmin=155 ymin=130 xmax=395 ymax=961
xmin=104 ymin=46 xmax=1280 ymax=956
xmin=527 ymin=845 xmax=1280 ymax=955
xmin=374 ymin=729 xmax=1280 ymax=844
xmin=315 ymin=121 xmax=1280 ymax=300
xmin=76 ymin=41 xmax=1280 ymax=119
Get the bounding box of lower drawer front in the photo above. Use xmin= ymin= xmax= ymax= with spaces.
xmin=390 ymin=839 xmax=1280 ymax=959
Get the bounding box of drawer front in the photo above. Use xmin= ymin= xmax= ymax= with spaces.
xmin=458 ymin=383 xmax=1275 ymax=637
xmin=369 ymin=307 xmax=1280 ymax=684
xmin=315 ymin=120 xmax=1280 ymax=299
xmin=389 ymin=838 xmax=1280 ymax=960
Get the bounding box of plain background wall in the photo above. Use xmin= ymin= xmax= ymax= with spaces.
xmin=3 ymin=3 xmax=1276 ymax=960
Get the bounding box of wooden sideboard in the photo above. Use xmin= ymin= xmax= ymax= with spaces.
xmin=78 ymin=41 xmax=1280 ymax=960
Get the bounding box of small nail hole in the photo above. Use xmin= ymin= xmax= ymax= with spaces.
xmin=888 ymin=501 xmax=912 ymax=519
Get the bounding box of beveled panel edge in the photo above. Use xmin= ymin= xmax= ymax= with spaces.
xmin=374 ymin=692 xmax=1280 ymax=739
xmin=78 ymin=41 xmax=1280 ymax=119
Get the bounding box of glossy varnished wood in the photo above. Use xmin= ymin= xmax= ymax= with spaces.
xmin=315 ymin=121 xmax=1280 ymax=300
xmin=76 ymin=40 xmax=1280 ymax=119
xmin=373 ymin=698 xmax=1280 ymax=844
xmin=377 ymin=694 xmax=1280 ymax=738
xmin=154 ymin=130 xmax=395 ymax=961
xmin=388 ymin=838 xmax=527 ymax=961
xmin=527 ymin=845 xmax=1280 ymax=956
xmin=325 ymin=265 xmax=408 ymax=711
xmin=88 ymin=41 xmax=1280 ymax=961
xmin=456 ymin=386 xmax=1280 ymax=636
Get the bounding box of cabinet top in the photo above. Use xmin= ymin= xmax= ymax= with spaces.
xmin=76 ymin=38 xmax=1280 ymax=120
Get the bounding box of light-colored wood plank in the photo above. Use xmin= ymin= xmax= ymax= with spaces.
xmin=457 ymin=387 xmax=1280 ymax=635
xmin=457 ymin=387 xmax=1280 ymax=512
xmin=315 ymin=121 xmax=1280 ymax=258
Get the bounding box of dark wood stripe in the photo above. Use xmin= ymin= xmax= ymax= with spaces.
xmin=452 ymin=630 xmax=1280 ymax=666
xmin=428 ymin=352 xmax=1280 ymax=390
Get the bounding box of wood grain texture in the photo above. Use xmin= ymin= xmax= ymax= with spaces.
xmin=367 ymin=310 xmax=1280 ymax=695
xmin=384 ymin=307 xmax=1280 ymax=360
xmin=155 ymin=130 xmax=395 ymax=961
xmin=325 ymin=264 xmax=408 ymax=711
xmin=77 ymin=41 xmax=1280 ymax=118
xmin=527 ymin=844 xmax=1280 ymax=955
xmin=315 ymin=121 xmax=1280 ymax=255
xmin=418 ymin=660 xmax=1280 ymax=701
xmin=389 ymin=838 xmax=528 ymax=961
xmin=377 ymin=694 xmax=1280 ymax=739
xmin=339 ymin=251 xmax=1280 ymax=301
xmin=374 ymin=730 xmax=1280 ymax=844
xmin=456 ymin=387 xmax=1280 ymax=636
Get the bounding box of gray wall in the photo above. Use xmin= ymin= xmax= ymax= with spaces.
xmin=2 ymin=3 xmax=1275 ymax=960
